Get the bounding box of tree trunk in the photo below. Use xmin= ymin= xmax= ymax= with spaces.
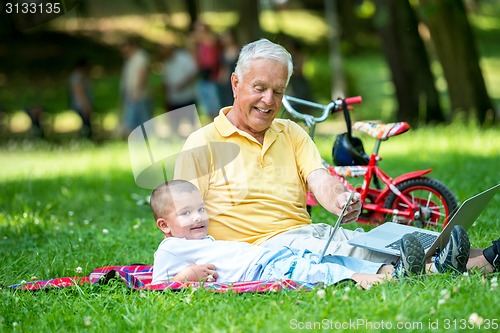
xmin=237 ymin=1 xmax=263 ymax=44
xmin=373 ymin=0 xmax=444 ymax=124
xmin=186 ymin=0 xmax=198 ymax=30
xmin=417 ymin=0 xmax=495 ymax=124
xmin=324 ymin=0 xmax=346 ymax=99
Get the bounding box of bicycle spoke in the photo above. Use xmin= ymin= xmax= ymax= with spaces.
xmin=425 ymin=191 xmax=432 ymax=207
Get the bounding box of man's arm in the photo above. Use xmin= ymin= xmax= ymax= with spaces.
xmin=307 ymin=168 xmax=361 ymax=223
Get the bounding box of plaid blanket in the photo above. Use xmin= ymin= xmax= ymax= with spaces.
xmin=9 ymin=265 xmax=315 ymax=293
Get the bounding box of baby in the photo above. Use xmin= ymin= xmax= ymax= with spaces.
xmin=150 ymin=180 xmax=431 ymax=288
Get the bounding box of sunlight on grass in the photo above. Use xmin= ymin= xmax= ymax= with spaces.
xmin=0 ymin=142 xmax=132 ymax=180
xmin=315 ymin=122 xmax=499 ymax=209
xmin=51 ymin=111 xmax=83 ymax=132
xmin=379 ymin=125 xmax=500 ymax=157
xmin=316 ymin=123 xmax=500 ymax=161
xmin=7 ymin=111 xmax=31 ymax=133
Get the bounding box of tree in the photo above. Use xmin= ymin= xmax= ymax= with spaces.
xmin=237 ymin=1 xmax=263 ymax=44
xmin=324 ymin=0 xmax=346 ymax=99
xmin=186 ymin=0 xmax=198 ymax=30
xmin=373 ymin=0 xmax=444 ymax=124
xmin=416 ymin=0 xmax=495 ymax=124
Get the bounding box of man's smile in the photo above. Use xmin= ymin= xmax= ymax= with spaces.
xmin=254 ymin=107 xmax=271 ymax=113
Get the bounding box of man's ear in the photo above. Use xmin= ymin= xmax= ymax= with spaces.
xmin=231 ymin=72 xmax=238 ymax=99
xmin=156 ymin=218 xmax=170 ymax=235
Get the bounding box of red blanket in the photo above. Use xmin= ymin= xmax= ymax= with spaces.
xmin=9 ymin=265 xmax=315 ymax=293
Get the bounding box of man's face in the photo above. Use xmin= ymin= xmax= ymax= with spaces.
xmin=162 ymin=191 xmax=209 ymax=240
xmin=230 ymin=58 xmax=288 ymax=138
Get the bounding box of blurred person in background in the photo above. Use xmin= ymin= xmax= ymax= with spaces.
xmin=69 ymin=57 xmax=93 ymax=138
xmin=120 ymin=38 xmax=153 ymax=136
xmin=160 ymin=44 xmax=199 ymax=134
xmin=189 ymin=20 xmax=221 ymax=119
xmin=217 ymin=29 xmax=240 ymax=108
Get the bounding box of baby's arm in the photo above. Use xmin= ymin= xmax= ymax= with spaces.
xmin=153 ymin=247 xmax=219 ymax=283
xmin=173 ymin=264 xmax=219 ymax=282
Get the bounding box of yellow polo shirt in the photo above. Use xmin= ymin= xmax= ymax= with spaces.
xmin=174 ymin=107 xmax=325 ymax=244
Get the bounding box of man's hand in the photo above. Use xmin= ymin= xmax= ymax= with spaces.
xmin=307 ymin=169 xmax=362 ymax=223
xmin=335 ymin=191 xmax=362 ymax=224
xmin=172 ymin=264 xmax=219 ymax=282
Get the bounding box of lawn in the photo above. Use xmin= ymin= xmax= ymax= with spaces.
xmin=1 ymin=2 xmax=500 ymax=332
xmin=0 ymin=124 xmax=499 ymax=332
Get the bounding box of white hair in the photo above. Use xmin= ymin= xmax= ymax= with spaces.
xmin=234 ymin=38 xmax=293 ymax=85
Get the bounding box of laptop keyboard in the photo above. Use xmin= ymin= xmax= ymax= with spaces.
xmin=385 ymin=231 xmax=437 ymax=251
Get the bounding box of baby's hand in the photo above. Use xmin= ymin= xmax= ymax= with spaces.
xmin=174 ymin=264 xmax=218 ymax=282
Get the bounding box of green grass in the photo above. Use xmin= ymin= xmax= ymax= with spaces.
xmin=1 ymin=124 xmax=499 ymax=332
xmin=1 ymin=3 xmax=500 ymax=331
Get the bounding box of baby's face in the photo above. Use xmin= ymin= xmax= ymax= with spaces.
xmin=167 ymin=190 xmax=209 ymax=239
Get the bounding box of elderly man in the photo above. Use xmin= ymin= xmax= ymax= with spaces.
xmin=174 ymin=39 xmax=498 ymax=279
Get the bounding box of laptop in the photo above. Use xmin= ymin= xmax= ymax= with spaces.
xmin=348 ymin=184 xmax=499 ymax=258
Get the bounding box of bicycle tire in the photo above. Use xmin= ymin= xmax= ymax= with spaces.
xmin=383 ymin=178 xmax=458 ymax=229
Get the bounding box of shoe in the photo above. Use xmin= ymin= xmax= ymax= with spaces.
xmin=393 ymin=234 xmax=426 ymax=278
xmin=433 ymin=225 xmax=470 ymax=274
xmin=482 ymin=237 xmax=500 ymax=272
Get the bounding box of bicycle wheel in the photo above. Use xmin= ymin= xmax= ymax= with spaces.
xmin=384 ymin=178 xmax=458 ymax=229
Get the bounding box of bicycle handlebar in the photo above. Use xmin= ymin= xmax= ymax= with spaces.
xmin=343 ymin=96 xmax=362 ymax=105
xmin=281 ymin=95 xmax=362 ymax=127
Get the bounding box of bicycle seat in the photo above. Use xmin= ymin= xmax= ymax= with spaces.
xmin=352 ymin=121 xmax=410 ymax=140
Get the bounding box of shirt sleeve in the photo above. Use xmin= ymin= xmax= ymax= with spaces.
xmin=288 ymin=121 xmax=325 ymax=181
xmin=152 ymin=248 xmax=192 ymax=283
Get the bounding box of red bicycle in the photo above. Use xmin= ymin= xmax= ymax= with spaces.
xmin=281 ymin=95 xmax=458 ymax=229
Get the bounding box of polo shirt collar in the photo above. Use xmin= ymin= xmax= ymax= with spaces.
xmin=214 ymin=107 xmax=284 ymax=140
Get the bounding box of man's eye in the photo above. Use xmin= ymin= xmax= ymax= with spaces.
xmin=254 ymin=86 xmax=264 ymax=92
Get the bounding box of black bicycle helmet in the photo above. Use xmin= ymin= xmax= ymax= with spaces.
xmin=332 ymin=133 xmax=370 ymax=166
xmin=331 ymin=97 xmax=370 ymax=166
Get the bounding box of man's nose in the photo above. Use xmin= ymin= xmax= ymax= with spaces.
xmin=261 ymin=89 xmax=274 ymax=105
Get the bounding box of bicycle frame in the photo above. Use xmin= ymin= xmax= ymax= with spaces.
xmin=317 ymin=152 xmax=434 ymax=224
xmin=282 ymin=95 xmax=457 ymax=228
